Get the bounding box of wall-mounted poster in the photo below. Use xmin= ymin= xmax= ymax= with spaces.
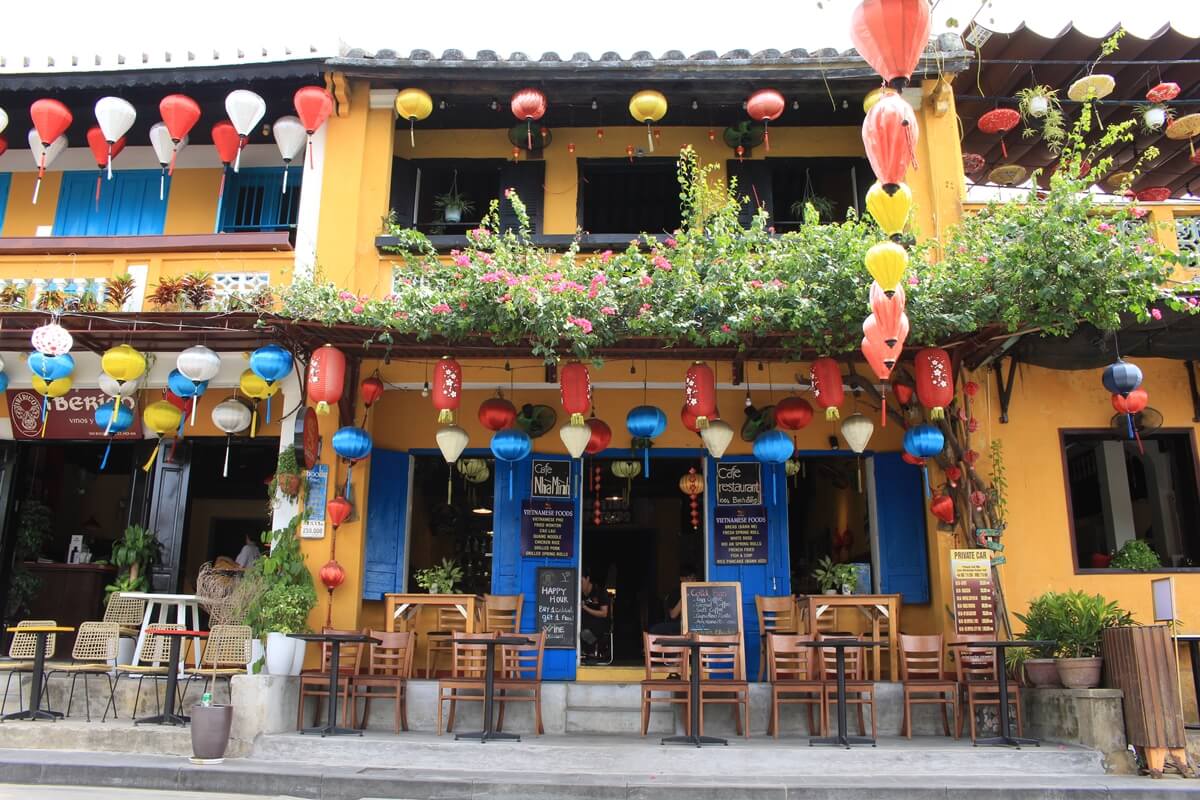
xmin=520 ymin=499 xmax=575 ymax=559
xmin=951 ymin=549 xmax=995 ymax=635
xmin=713 ymin=505 xmax=768 ymax=564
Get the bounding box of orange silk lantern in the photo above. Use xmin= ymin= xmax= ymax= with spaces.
xmin=746 ymin=89 xmax=785 ymax=151
xmin=327 ymin=495 xmax=352 ymax=529
xmin=775 ymin=396 xmax=814 ymax=431
xmin=478 ymin=396 xmax=517 ymax=431
xmin=862 ymin=91 xmax=918 ymax=192
xmin=511 ymin=88 xmax=547 ymax=150
xmin=810 ymin=358 xmax=845 ymax=421
xmin=870 ymin=281 xmax=907 ymax=347
xmin=212 ymin=121 xmax=241 ymax=202
xmin=159 ymin=94 xmax=201 ymax=173
xmin=849 ymin=0 xmax=932 ymax=90
xmin=360 ymin=375 xmax=385 ymax=408
xmin=307 ymin=345 xmax=346 ymax=415
xmin=1112 ymin=387 xmax=1148 ymax=415
xmin=559 ymin=362 xmax=591 ymax=426
xmin=684 ymin=362 xmax=717 ymax=429
xmin=863 ymin=315 xmax=905 ymax=370
xmin=320 ymin=559 xmax=345 ymax=590
xmin=915 ymin=348 xmax=953 ymax=419
xmin=432 ymin=357 xmax=462 ymax=424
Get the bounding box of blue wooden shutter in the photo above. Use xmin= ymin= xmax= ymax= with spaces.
xmin=0 ymin=173 xmax=11 ymax=234
xmin=362 ymin=449 xmax=411 ymax=600
xmin=219 ymin=167 xmax=302 ymax=232
xmin=53 ymin=170 xmax=167 ymax=236
xmin=872 ymin=452 xmax=931 ymax=603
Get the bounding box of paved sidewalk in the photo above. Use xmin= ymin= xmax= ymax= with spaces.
xmin=0 ymin=786 xmax=302 ymax=800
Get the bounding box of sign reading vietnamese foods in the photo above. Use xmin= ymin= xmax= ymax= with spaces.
xmin=951 ymin=549 xmax=996 ymax=635
xmin=536 ymin=567 xmax=578 ymax=648
xmin=520 ymin=499 xmax=575 ymax=559
xmin=6 ymin=389 xmax=140 ymax=441
xmin=715 ymin=462 xmax=762 ymax=506
xmin=531 ymin=459 xmax=571 ymax=498
xmin=713 ymin=504 xmax=768 ymax=564
xmin=300 ymin=464 xmax=330 ymax=539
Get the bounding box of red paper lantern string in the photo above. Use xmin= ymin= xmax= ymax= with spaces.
xmin=746 ymin=89 xmax=785 ymax=152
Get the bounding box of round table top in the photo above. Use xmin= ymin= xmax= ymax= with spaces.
xmin=288 ymin=632 xmax=381 ymax=644
xmin=5 ymin=626 xmax=74 ymax=634
xmin=145 ymin=628 xmax=208 ymax=637
xmin=951 ymin=640 xmax=1055 ymax=649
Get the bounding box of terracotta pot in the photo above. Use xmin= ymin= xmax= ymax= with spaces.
xmin=276 ymin=473 xmax=302 ymax=497
xmin=190 ymin=704 xmax=233 ymax=762
xmin=1024 ymin=658 xmax=1061 ymax=688
xmin=1056 ymin=656 xmax=1103 ymax=689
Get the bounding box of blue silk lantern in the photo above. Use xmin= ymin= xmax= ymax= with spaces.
xmin=753 ymin=429 xmax=795 ymax=503
xmin=1102 ymin=359 xmax=1142 ymax=398
xmin=491 ymin=428 xmax=532 ymax=499
xmin=28 ymin=351 xmax=75 ymax=381
xmin=904 ymin=423 xmax=945 ymax=497
xmin=626 ymin=405 xmax=667 ymax=476
xmin=167 ymin=369 xmax=209 ymax=430
xmin=0 ymin=372 xmax=8 ymax=393
xmin=332 ymin=425 xmax=372 ymax=494
xmin=94 ymin=403 xmax=134 ymax=470
xmin=249 ymin=344 xmax=293 ymax=424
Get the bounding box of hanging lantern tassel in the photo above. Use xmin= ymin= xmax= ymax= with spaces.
xmin=922 ymin=464 xmax=931 ymax=499
xmin=101 ymin=439 xmax=114 ymax=471
xmin=234 ymin=135 xmax=245 ymax=172
xmin=250 ymin=402 xmax=258 ymax=438
xmin=104 ymin=396 xmax=120 ymax=435
xmin=217 ymin=166 xmax=227 ymax=208
xmin=143 ymin=441 xmax=162 ymax=472
xmin=223 ymin=435 xmax=233 ymax=477
xmin=265 ymin=392 xmax=273 ymax=425
xmin=409 ymin=117 xmax=416 ymax=149
xmin=169 ymin=144 xmax=179 ymax=176
xmin=281 ymin=166 xmax=289 ymax=195
xmin=880 ymin=384 xmax=887 ymax=428
xmin=646 ymin=120 xmax=654 ymax=152
xmin=107 ymin=143 xmax=114 ymax=180
xmin=95 ymin=172 xmax=103 ymax=211
xmin=39 ymin=395 xmax=49 ymax=438
xmin=159 ymin=168 xmax=166 ymax=202
xmin=763 ymin=120 xmax=770 ymax=152
xmin=33 ymin=162 xmax=44 ymax=205
xmin=344 ymin=462 xmax=354 ymax=497
xmin=527 ymin=118 xmax=533 ymax=150
xmin=307 ymin=134 xmax=314 ymax=169
xmin=857 ymin=455 xmax=863 ymax=493
xmin=447 ymin=467 xmax=453 ymax=505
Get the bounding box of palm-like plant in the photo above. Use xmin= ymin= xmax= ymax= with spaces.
xmin=181 ymin=271 xmax=215 ymax=311
xmin=105 ymin=273 xmax=137 ymax=310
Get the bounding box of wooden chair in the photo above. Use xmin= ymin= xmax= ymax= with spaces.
xmin=817 ymin=634 xmax=877 ymax=739
xmin=436 ymin=632 xmax=496 ymax=734
xmin=495 ymin=631 xmax=545 ymax=735
xmin=952 ymin=635 xmax=1022 ymax=743
xmin=425 ymin=607 xmax=469 ymax=678
xmin=184 ymin=624 xmax=252 ymax=706
xmin=754 ymin=595 xmax=800 ymax=682
xmin=640 ymin=633 xmax=691 ymax=736
xmin=45 ymin=621 xmax=120 ymax=722
xmin=696 ymin=633 xmax=750 ymax=738
xmin=765 ymin=633 xmax=825 ymax=738
xmin=899 ymin=633 xmax=958 ymax=738
xmin=1 ymin=619 xmax=57 ymax=715
xmin=104 ymin=622 xmax=182 ymax=722
xmin=350 ymin=630 xmax=415 ymax=733
xmin=297 ymin=627 xmax=366 ymax=730
xmin=482 ymin=594 xmax=523 ymax=634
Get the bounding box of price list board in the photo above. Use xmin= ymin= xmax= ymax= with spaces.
xmin=951 ymin=549 xmax=996 ymax=635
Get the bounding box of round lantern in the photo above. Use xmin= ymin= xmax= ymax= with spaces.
xmin=510 ymin=88 xmax=547 ymax=150
xmin=167 ymin=369 xmax=208 ymax=428
xmin=320 ymin=559 xmax=345 ymax=591
xmin=775 ymin=396 xmax=814 ymax=431
xmin=491 ymin=429 xmax=533 ymax=499
xmin=864 ymin=240 xmax=908 ymax=295
xmin=395 ymin=88 xmax=434 ymax=147
xmin=626 ymin=405 xmax=668 ymax=475
xmin=862 ymin=92 xmax=919 ymax=191
xmin=753 ymin=429 xmax=794 ymax=503
xmin=32 ymin=375 xmax=72 ymax=398
xmin=239 ymin=369 xmax=279 ymax=437
xmin=29 ymin=351 xmax=75 ymax=381
xmin=904 ymin=422 xmax=944 ymax=496
xmin=977 ymin=108 xmax=1021 ymax=159
xmin=177 ymin=345 xmax=220 ymax=383
xmin=679 ymin=467 xmax=705 ymax=529
xmin=629 ymin=90 xmax=668 ymax=152
xmin=700 ymin=419 xmax=734 ymax=459
xmin=1102 ymin=359 xmax=1143 ymax=397
xmin=249 ymin=344 xmax=293 ymax=424
xmin=327 ymin=495 xmax=353 ymax=530
xmin=866 ymin=181 xmax=912 ymax=236
xmin=585 ymin=417 xmax=613 ymax=455
xmin=432 ymin=357 xmax=463 ymax=424
xmin=142 ymin=400 xmax=184 ymax=472
xmin=94 ymin=402 xmax=134 ymax=470
xmin=272 ymin=116 xmax=306 ymax=191
xmin=746 ymin=89 xmax=785 ymax=152
xmin=224 ymin=89 xmax=267 ymax=172
xmin=212 ymin=397 xmax=253 ymax=476
xmin=849 ymin=0 xmax=932 ymax=89
xmin=1113 ymin=387 xmax=1149 ymax=442
xmin=32 ymin=321 xmax=73 ymax=356
xmin=684 ymin=362 xmax=717 ymax=430
xmin=94 ymin=97 xmax=136 ymax=179
xmin=333 ymin=425 xmax=372 ymax=495
xmin=293 ymin=86 xmax=334 ymax=168
xmin=360 ymin=375 xmax=386 ymax=409
xmin=436 ymin=424 xmax=469 ymax=464
xmin=559 ymin=362 xmax=591 ymax=426
xmin=810 ymin=358 xmax=845 ymax=421
xmin=159 ymin=94 xmax=201 ymax=173
xmin=915 ymin=348 xmax=953 ymax=419
xmin=560 ymin=423 xmax=592 ymax=459
xmin=307 ymin=345 xmax=346 ymax=415
xmin=479 ymin=396 xmax=518 ymax=431
xmin=101 ymin=343 xmax=146 ymax=384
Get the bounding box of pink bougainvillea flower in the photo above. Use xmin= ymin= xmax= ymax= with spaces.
xmin=600 ymin=306 xmax=616 ymax=316
xmin=1150 ymin=308 xmax=1163 ymax=320
xmin=545 ymin=271 xmax=563 ymax=282
xmin=907 ymin=275 xmax=919 ymax=286
xmin=1131 ymin=207 xmax=1149 ymax=219
xmin=431 ymin=302 xmax=452 ymax=314
xmin=338 ymin=291 xmax=354 ymax=301
xmin=500 ymin=293 xmax=512 ymax=303
xmin=479 ymin=253 xmax=495 ymax=266
xmin=639 ymin=275 xmax=654 ymax=287
xmin=721 ymin=324 xmax=732 ymax=333
xmin=394 ymin=311 xmax=409 ymax=320
xmin=652 ymin=254 xmax=672 ymax=271
xmin=567 ymin=316 xmax=594 ymax=334
xmin=352 ymin=304 xmax=364 ymax=314
xmin=769 ymin=278 xmax=784 ymax=288
xmin=599 ymin=250 xmax=614 ymax=263
xmin=748 ymin=279 xmax=764 ymax=288
xmin=480 ymin=272 xmax=501 ymax=283
xmin=639 ymin=303 xmax=652 ymax=315
xmin=453 ymin=254 xmax=471 ymax=267
xmin=1097 ymin=222 xmax=1114 ymax=234
xmin=664 ymin=237 xmax=677 ymax=248
xmin=504 ymin=187 xmax=514 ymax=198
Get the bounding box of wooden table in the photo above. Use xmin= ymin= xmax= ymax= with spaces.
xmin=289 ymin=632 xmax=380 ymax=737
xmin=135 ymin=628 xmax=208 ymax=727
xmin=802 ymin=594 xmax=901 ymax=681
xmin=120 ymin=591 xmax=203 ymax=671
xmin=454 ymin=635 xmax=534 ymax=744
xmin=384 ymin=594 xmax=484 ymax=633
xmin=3 ymin=625 xmax=73 ymax=721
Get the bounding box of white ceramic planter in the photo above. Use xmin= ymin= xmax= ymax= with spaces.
xmin=265 ymin=632 xmax=298 ymax=676
xmin=1028 ymin=96 xmax=1050 ymax=117
xmin=249 ymin=639 xmax=265 ymax=674
xmin=289 ymin=640 xmax=307 ymax=675
xmin=1143 ymin=107 xmax=1167 ymax=131
xmin=444 ymin=207 xmax=463 ymax=223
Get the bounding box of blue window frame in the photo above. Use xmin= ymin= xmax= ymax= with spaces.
xmin=53 ymin=170 xmax=167 ymax=236
xmin=0 ymin=173 xmax=11 ymax=234
xmin=218 ymin=167 xmax=302 ymax=233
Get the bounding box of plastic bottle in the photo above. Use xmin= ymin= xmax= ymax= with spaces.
xmin=201 ymin=691 xmax=212 ymax=707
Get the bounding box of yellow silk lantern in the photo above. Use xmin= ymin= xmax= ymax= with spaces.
xmin=865 ymin=181 xmax=912 ymax=236
xmin=395 ymin=88 xmax=434 ymax=148
xmin=100 ymin=343 xmax=146 ymax=382
xmin=628 ymin=90 xmax=667 ymax=152
xmin=864 ymin=240 xmax=909 ymax=295
xmin=142 ymin=400 xmax=183 ymax=472
xmin=32 ymin=375 xmax=72 ymax=398
xmin=239 ymin=369 xmax=279 ymax=437
xmin=863 ymin=87 xmax=885 ymax=114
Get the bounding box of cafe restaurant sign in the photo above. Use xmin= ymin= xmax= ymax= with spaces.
xmin=531 ymin=459 xmax=571 ymax=498
xmin=6 ymin=389 xmax=140 ymax=441
xmin=716 ymin=462 xmax=762 ymax=506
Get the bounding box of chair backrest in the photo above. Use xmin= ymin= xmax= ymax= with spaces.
xmin=643 ymin=632 xmax=689 ymax=681
xmin=436 ymin=607 xmax=469 ymax=634
xmin=103 ymin=594 xmax=146 ymax=626
xmin=817 ymin=633 xmax=866 ymax=681
xmin=951 ymin=634 xmax=998 ymax=682
xmin=482 ymin=594 xmax=523 ymax=633
xmin=321 ymin=627 xmax=366 ymax=675
xmin=766 ymin=633 xmax=819 ymax=682
xmin=203 ymin=625 xmax=253 ymax=669
xmin=71 ymin=622 xmax=120 ymax=663
xmin=756 ymin=595 xmax=799 ymax=637
xmin=8 ymin=619 xmax=57 ymax=660
xmin=499 ymin=632 xmax=545 ymax=680
xmin=136 ymin=623 xmax=183 ymax=665
xmin=365 ymin=630 xmax=415 ymax=678
xmin=696 ymin=633 xmax=744 ymax=682
xmin=451 ymin=632 xmax=497 ymax=678
xmin=899 ymin=633 xmax=945 ymax=681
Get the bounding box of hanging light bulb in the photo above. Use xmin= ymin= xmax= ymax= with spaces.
xmin=421 ymin=381 xmax=430 ymax=398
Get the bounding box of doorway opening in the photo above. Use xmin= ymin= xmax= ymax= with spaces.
xmin=405 ymin=453 xmax=496 ymax=596
xmin=786 ymin=456 xmax=872 ymax=595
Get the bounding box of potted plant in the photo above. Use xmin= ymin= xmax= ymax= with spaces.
xmin=1041 ymin=590 xmax=1134 ymax=689
xmin=1109 ymin=539 xmax=1161 ymax=571
xmin=1014 ymin=593 xmax=1063 ymax=687
xmin=245 ymin=518 xmax=317 ymax=676
xmin=432 ymin=173 xmax=475 ymax=224
xmin=1016 ymin=85 xmax=1066 ymax=153
xmin=812 ymin=556 xmax=856 ymax=595
xmin=1141 ymin=104 xmax=1173 ymax=133
xmin=789 ymin=196 xmax=836 ymax=224
xmin=415 ymin=558 xmax=464 ymax=595
xmin=104 ymin=524 xmax=162 ymax=600
xmin=267 ymin=445 xmax=304 ymax=503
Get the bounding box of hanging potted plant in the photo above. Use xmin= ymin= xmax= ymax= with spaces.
xmin=812 ymin=556 xmax=856 ymax=596
xmin=1141 ymin=104 xmax=1173 ymax=133
xmin=432 ymin=171 xmax=475 ymax=224
xmin=415 ymin=558 xmax=464 ymax=595
xmin=267 ymin=445 xmax=304 ymax=503
xmin=1016 ymin=86 xmax=1066 ymax=153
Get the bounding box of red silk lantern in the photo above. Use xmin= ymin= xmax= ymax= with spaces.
xmin=775 ymin=396 xmax=814 ymax=431
xmin=159 ymin=94 xmax=202 ymax=174
xmin=319 ymin=559 xmax=346 ymax=590
xmin=862 ymin=91 xmax=918 ymax=192
xmin=1112 ymin=387 xmax=1148 ymax=414
xmin=915 ymin=348 xmax=953 ymax=419
xmin=977 ymin=108 xmax=1020 ymax=159
xmin=165 ymin=389 xmax=192 ymax=416
xmin=585 ymin=418 xmax=613 ymax=454
xmin=680 ymin=404 xmax=700 ymax=434
xmin=944 ymin=465 xmax=962 ymax=486
xmin=1146 ymin=82 xmax=1180 ymax=103
xmin=810 ymin=358 xmax=845 ymax=421
xmin=870 ymin=282 xmax=906 ymax=346
xmin=901 ymin=452 xmax=924 ymax=467
xmin=684 ymin=362 xmax=717 ymax=429
xmin=861 ymin=335 xmax=893 ymax=381
xmin=360 ymin=376 xmax=385 ymax=408
xmin=327 ymin=495 xmax=352 ymax=529
xmin=511 ymin=88 xmax=547 ymax=149
xmin=891 ymin=377 xmax=914 ymax=406
xmin=970 ymin=490 xmax=988 ymax=511
xmin=293 ymin=85 xmax=334 ymax=168
xmin=930 ymin=493 xmax=955 ymax=525
xmin=212 ymin=121 xmax=240 ymax=202
xmin=746 ymin=89 xmax=785 ymax=151
xmin=30 ymin=99 xmax=72 ymax=156
xmin=86 ymin=127 xmax=125 ymax=208
xmin=307 ymin=345 xmax=346 ymax=415
xmin=559 ymin=362 xmax=591 ymax=425
xmin=849 ymin=0 xmax=932 ymax=89
xmin=478 ymin=396 xmax=517 ymax=431
xmin=432 ymin=357 xmax=462 ymax=424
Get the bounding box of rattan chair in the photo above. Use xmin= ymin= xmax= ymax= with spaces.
xmin=436 ymin=632 xmax=496 ymax=734
xmin=349 ymin=630 xmax=415 ymax=733
xmin=640 ymin=633 xmax=691 ymax=737
xmin=184 ymin=624 xmax=252 ymax=705
xmin=1 ymin=620 xmax=58 ymax=715
xmin=755 ymin=595 xmax=800 ymax=681
xmin=495 ymin=632 xmax=545 ymax=735
xmin=482 ymin=594 xmax=523 ymax=634
xmin=765 ymin=633 xmax=826 ymax=738
xmin=103 ymin=623 xmax=182 ymax=722
xmin=45 ymin=622 xmax=120 ymax=722
xmin=103 ymin=594 xmax=146 ymax=638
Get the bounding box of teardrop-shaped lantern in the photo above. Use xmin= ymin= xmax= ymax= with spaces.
xmin=559 ymin=422 xmax=592 ymax=459
xmin=27 ymin=128 xmax=66 ymax=204
xmin=224 ymin=89 xmax=267 ymax=172
xmin=149 ymin=123 xmax=185 ymax=200
xmin=94 ymin=96 xmax=135 ymax=179
xmin=840 ymin=412 xmax=874 ymax=453
xmin=293 ymin=85 xmax=335 ymax=168
xmin=436 ymin=424 xmax=470 ymax=463
xmin=864 ymin=240 xmax=908 ymax=294
xmin=272 ymin=115 xmax=306 ymax=193
xmin=700 ymin=419 xmax=735 ymax=459
xmin=849 ymin=0 xmax=932 ymax=89
xmin=865 ymin=181 xmax=912 ymax=236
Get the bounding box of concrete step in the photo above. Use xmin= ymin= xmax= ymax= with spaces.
xmin=0 ymin=720 xmax=201 ymax=758
xmin=565 ymin=705 xmax=675 ymax=735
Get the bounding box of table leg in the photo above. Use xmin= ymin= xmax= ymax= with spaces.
xmin=135 ymin=635 xmax=188 ymax=726
xmin=188 ymin=603 xmax=202 ymax=670
xmin=3 ymin=633 xmax=60 ymax=721
xmin=301 ymin=641 xmax=360 ymax=737
xmin=975 ymin=645 xmax=1039 ymax=747
xmin=888 ymin=603 xmax=900 ymax=681
xmin=457 ymin=643 xmax=520 ymax=743
xmin=662 ymin=646 xmax=727 ymax=747
xmin=133 ymin=603 xmax=155 ymax=672
xmin=811 ymin=646 xmax=874 ymax=748
xmin=1187 ymin=641 xmax=1200 ymax=731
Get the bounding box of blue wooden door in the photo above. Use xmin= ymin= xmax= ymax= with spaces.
xmin=705 ymin=455 xmax=791 ymax=681
xmin=491 ymin=453 xmax=580 ymax=680
xmin=0 ymin=173 xmax=11 ymax=234
xmin=871 ymin=452 xmax=931 ymax=603
xmin=53 ymin=170 xmax=167 ymax=236
xmin=362 ymin=449 xmax=411 ymax=599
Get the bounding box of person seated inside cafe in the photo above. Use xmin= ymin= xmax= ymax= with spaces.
xmin=579 ymin=568 xmax=610 ymax=660
xmin=215 ymin=532 xmax=262 ymax=571
xmin=649 ymin=564 xmax=699 ymax=636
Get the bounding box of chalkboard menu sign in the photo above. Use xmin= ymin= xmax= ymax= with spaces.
xmin=715 ymin=462 xmax=762 ymax=506
xmin=536 ymin=567 xmax=577 ymax=648
xmin=680 ymin=581 xmax=743 ymax=636
xmin=531 ymin=459 xmax=572 ymax=498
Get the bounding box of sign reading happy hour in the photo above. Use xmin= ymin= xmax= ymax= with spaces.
xmin=6 ymin=389 xmax=140 ymax=440
xmin=531 ymin=459 xmax=571 ymax=498
xmin=715 ymin=462 xmax=762 ymax=506
xmin=520 ymin=499 xmax=575 ymax=559
xmin=713 ymin=505 xmax=768 ymax=564
xmin=951 ymin=549 xmax=996 ymax=635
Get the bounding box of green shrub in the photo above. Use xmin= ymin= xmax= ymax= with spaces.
xmin=1018 ymin=590 xmax=1135 ymax=659
xmin=1110 ymin=539 xmax=1161 ymax=571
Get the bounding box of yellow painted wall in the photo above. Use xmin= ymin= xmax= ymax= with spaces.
xmin=2 ymin=173 xmax=63 ymax=236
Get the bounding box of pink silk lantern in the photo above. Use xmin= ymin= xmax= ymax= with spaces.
xmin=746 ymin=89 xmax=785 ymax=151
xmin=869 ymin=281 xmax=906 ymax=346
xmin=849 ymin=0 xmax=932 ymax=89
xmin=862 ymin=91 xmax=919 ymax=192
